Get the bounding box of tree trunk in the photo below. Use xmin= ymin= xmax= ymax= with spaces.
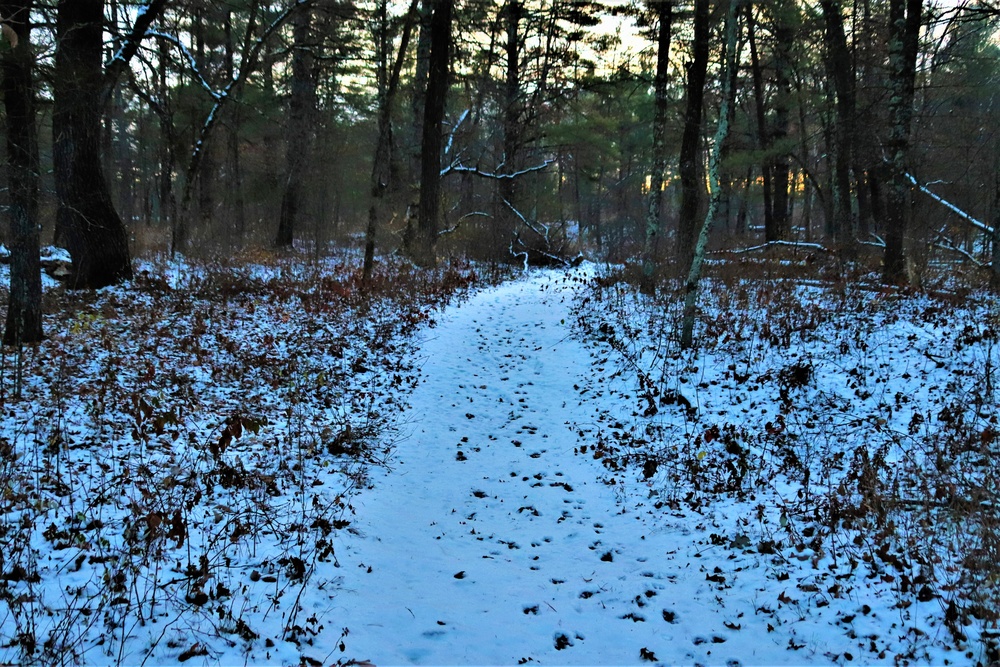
xmin=406 ymin=0 xmax=453 ymax=266
xmin=364 ymin=0 xmax=419 ymax=281
xmin=882 ymin=0 xmax=922 ymax=284
xmin=820 ymin=0 xmax=856 ymax=246
xmin=54 ymin=0 xmax=134 ymax=289
xmin=409 ymin=0 xmax=433 ymax=187
xmin=275 ymin=8 xmax=317 ymax=248
xmin=746 ymin=5 xmax=774 ymax=239
xmin=676 ymin=0 xmax=710 ymax=265
xmin=2 ymin=0 xmax=42 ymax=344
xmin=194 ymin=9 xmax=216 ymax=236
xmin=225 ymin=9 xmax=247 ymax=247
xmin=681 ymin=0 xmax=740 ymax=349
xmin=642 ymin=0 xmax=674 ymax=282
xmin=157 ymin=37 xmax=177 ymax=236
xmin=992 ymin=171 xmax=1000 ymax=288
xmin=497 ymin=0 xmax=523 ymax=260
xmin=771 ymin=0 xmax=794 ymax=240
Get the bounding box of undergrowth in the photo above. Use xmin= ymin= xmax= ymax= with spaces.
xmin=0 ymin=255 xmax=483 ymax=666
xmin=574 ymin=255 xmax=1000 ymax=665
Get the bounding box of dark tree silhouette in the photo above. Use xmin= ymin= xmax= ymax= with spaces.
xmin=2 ymin=0 xmax=42 ymax=344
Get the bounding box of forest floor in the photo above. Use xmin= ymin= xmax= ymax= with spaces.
xmin=1 ymin=251 xmax=998 ymax=666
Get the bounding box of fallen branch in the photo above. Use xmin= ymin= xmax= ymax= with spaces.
xmin=442 ymin=159 xmax=553 ymax=180
xmin=905 ymin=172 xmax=993 ymax=235
xmin=714 ymin=240 xmax=832 ymax=255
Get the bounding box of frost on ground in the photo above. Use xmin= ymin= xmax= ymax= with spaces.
xmin=1 ymin=256 xmax=998 ymax=666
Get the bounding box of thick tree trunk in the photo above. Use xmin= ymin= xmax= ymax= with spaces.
xmin=497 ymin=0 xmax=523 ymax=260
xmin=676 ymin=0 xmax=710 ymax=265
xmin=992 ymin=173 xmax=1000 ymax=288
xmin=54 ymin=0 xmax=133 ymax=289
xmin=771 ymin=0 xmax=795 ymax=240
xmin=275 ymin=8 xmax=317 ymax=248
xmin=409 ymin=0 xmax=433 ymax=185
xmin=642 ymin=0 xmax=674 ymax=281
xmin=882 ymin=0 xmax=922 ymax=284
xmin=681 ymin=0 xmax=739 ymax=349
xmin=364 ymin=0 xmax=419 ymax=281
xmin=820 ymin=0 xmax=856 ymax=246
xmin=2 ymin=0 xmax=42 ymax=344
xmin=406 ymin=0 xmax=453 ymax=266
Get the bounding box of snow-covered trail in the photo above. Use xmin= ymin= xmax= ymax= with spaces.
xmin=325 ymin=270 xmax=799 ymax=666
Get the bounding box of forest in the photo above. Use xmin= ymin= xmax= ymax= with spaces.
xmin=2 ymin=0 xmax=1000 ymax=665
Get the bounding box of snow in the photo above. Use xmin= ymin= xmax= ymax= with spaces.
xmin=328 ymin=268 xmax=807 ymax=665
xmin=2 ymin=258 xmax=997 ymax=665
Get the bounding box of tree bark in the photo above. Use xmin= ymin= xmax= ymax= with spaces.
xmin=409 ymin=0 xmax=433 ymax=185
xmin=275 ymin=7 xmax=317 ymax=248
xmin=771 ymin=0 xmax=794 ymax=240
xmin=642 ymin=0 xmax=674 ymax=282
xmin=497 ymin=0 xmax=524 ymax=260
xmin=882 ymin=0 xmax=922 ymax=284
xmin=676 ymin=0 xmax=710 ymax=265
xmin=225 ymin=9 xmax=247 ymax=246
xmin=2 ymin=0 xmax=42 ymax=344
xmin=54 ymin=0 xmax=134 ymax=289
xmin=746 ymin=5 xmax=774 ymax=239
xmin=992 ymin=171 xmax=1000 ymax=288
xmin=364 ymin=0 xmax=419 ymax=281
xmin=406 ymin=0 xmax=453 ymax=266
xmin=681 ymin=0 xmax=740 ymax=349
xmin=820 ymin=0 xmax=856 ymax=246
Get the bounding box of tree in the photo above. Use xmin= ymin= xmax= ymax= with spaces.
xmin=363 ymin=0 xmax=419 ymax=281
xmin=2 ymin=0 xmax=42 ymax=344
xmin=275 ymin=6 xmax=318 ymax=248
xmin=770 ymin=0 xmax=795 ymax=241
xmin=820 ymin=0 xmax=857 ymax=246
xmin=642 ymin=0 xmax=674 ymax=281
xmin=405 ymin=0 xmax=453 ymax=265
xmin=882 ymin=0 xmax=922 ymax=284
xmin=53 ymin=0 xmax=166 ymax=289
xmin=746 ymin=4 xmax=774 ymax=237
xmin=681 ymin=0 xmax=739 ymax=349
xmin=676 ymin=0 xmax=710 ymax=265
xmin=497 ymin=0 xmax=525 ymax=257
